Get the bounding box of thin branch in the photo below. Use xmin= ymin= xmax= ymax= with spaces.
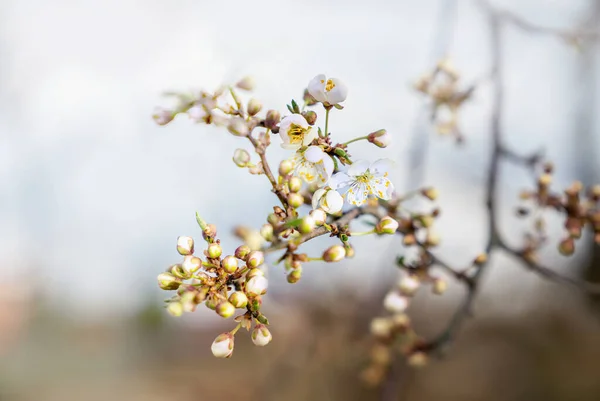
xmin=247 ymin=134 xmax=288 ymax=208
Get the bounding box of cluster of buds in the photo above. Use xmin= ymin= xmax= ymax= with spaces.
xmin=157 ymin=220 xmax=271 ymax=358
xmin=518 ymin=163 xmax=600 ymax=258
xmin=414 ymin=58 xmax=474 ymax=143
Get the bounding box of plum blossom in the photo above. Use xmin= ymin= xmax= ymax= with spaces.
xmin=279 ymin=114 xmax=316 ymax=150
xmin=312 ymin=187 xmax=344 ymax=214
xmin=307 ymin=74 xmax=348 ymax=106
xmin=329 ymin=159 xmax=394 ymax=206
xmin=291 ymin=146 xmax=334 ymax=187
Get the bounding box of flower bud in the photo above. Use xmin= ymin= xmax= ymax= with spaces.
xmin=432 ymin=278 xmax=447 ymax=295
xmin=222 ymin=255 xmax=238 ymax=274
xmin=205 ymin=296 xmax=218 ymax=310
xmin=302 ymin=110 xmax=317 ymax=125
xmin=260 ymin=224 xmax=274 ymax=241
xmin=309 ymin=208 xmax=327 ymax=226
xmin=229 ymin=291 xmax=248 ymax=308
xmin=371 ymin=344 xmax=392 ymax=366
xmin=538 ymin=173 xmax=552 ymax=187
xmin=157 ymin=272 xmax=181 ymax=290
xmin=251 ymin=324 xmax=272 ymax=346
xmin=246 ymin=275 xmax=268 ymax=297
xmin=407 ymin=352 xmax=428 ymax=367
xmin=287 ymin=267 xmax=302 ymax=283
xmin=211 ymin=332 xmax=235 ymax=358
xmin=247 ymin=268 xmax=264 ymax=279
xmin=279 ymin=159 xmax=294 ymax=176
xmin=288 ymin=193 xmax=304 ymax=209
xmin=167 ymin=301 xmax=183 ymax=317
xmin=425 ymin=230 xmax=440 ymax=247
xmin=265 ymin=110 xmax=281 ymax=130
xmin=367 ymin=129 xmax=391 ymax=148
xmin=170 ymin=264 xmax=188 ymax=279
xmin=236 ymin=76 xmax=255 ymax=91
xmin=398 ymin=275 xmax=420 ymax=296
xmin=558 ymin=237 xmax=575 ymax=256
xmin=323 ymin=245 xmax=346 ymax=262
xmin=207 ymin=243 xmax=222 ymax=259
xmin=474 ymin=253 xmax=488 ymax=265
xmin=202 ymin=224 xmax=217 ymax=241
xmin=228 ymin=118 xmax=249 ymax=137
xmin=182 ymin=255 xmax=202 ymax=274
xmin=216 ymin=301 xmax=236 ymax=318
xmin=267 ymin=213 xmax=281 ymax=226
xmin=152 ymin=107 xmax=174 ymax=126
xmin=235 ymin=245 xmax=251 ymax=260
xmin=421 ymin=187 xmax=439 ymax=201
xmin=344 ymin=245 xmax=355 ymax=258
xmin=375 ymin=216 xmax=399 ymax=235
xmin=188 ymin=105 xmax=208 ymax=123
xmin=370 ymin=317 xmax=393 ymax=338
xmin=177 ymin=236 xmax=194 ymax=255
xmin=233 ymin=148 xmax=251 ymax=167
xmin=391 ymin=313 xmax=410 ymax=329
xmin=298 ymin=215 xmax=316 ymax=234
xmin=289 ymin=177 xmax=302 ymax=193
xmin=246 ymin=251 xmax=264 ymax=268
xmin=247 ymin=98 xmax=262 ymax=116
xmin=383 ymin=291 xmax=409 ymax=313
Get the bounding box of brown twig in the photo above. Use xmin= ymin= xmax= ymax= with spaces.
xmin=247 ymin=134 xmax=289 ymax=208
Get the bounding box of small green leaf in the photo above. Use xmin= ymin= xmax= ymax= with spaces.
xmin=333 ymin=104 xmax=344 ymax=110
xmin=340 ymin=234 xmax=349 ymax=242
xmin=334 ymin=148 xmax=347 ymax=157
xmin=287 ymin=104 xmax=294 ymax=114
xmin=396 ymin=256 xmax=406 ymax=267
xmin=195 ymin=212 xmax=208 ymax=230
xmin=291 ymin=99 xmax=300 ymax=114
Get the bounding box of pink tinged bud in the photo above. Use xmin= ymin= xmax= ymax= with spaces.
xmin=302 ymin=110 xmax=318 ymax=125
xmin=376 ymin=216 xmax=399 ymax=235
xmin=265 ymin=110 xmax=281 ymax=130
xmin=288 ymin=193 xmax=304 ymax=209
xmin=246 ymin=275 xmax=268 ymax=297
xmin=236 ymin=76 xmax=255 ymax=91
xmin=182 ymin=255 xmax=202 ymax=274
xmin=247 ymin=98 xmax=262 ymax=116
xmin=229 ymin=291 xmax=248 ymax=308
xmin=207 ymin=243 xmax=222 ymax=259
xmin=558 ymin=237 xmax=575 ymax=256
xmin=157 ymin=272 xmax=181 ymax=290
xmin=251 ymin=324 xmax=272 ymax=346
xmin=152 ymin=107 xmax=174 ymax=126
xmin=367 ymin=129 xmax=391 ymax=148
xmin=383 ymin=291 xmax=409 ymax=313
xmin=287 ymin=266 xmax=302 ymax=283
xmin=398 ymin=275 xmax=420 ymax=296
xmin=233 ymin=149 xmax=251 ymax=167
xmin=167 ymin=301 xmax=183 ymax=317
xmin=235 ymin=245 xmax=251 ymax=260
xmin=322 ymin=245 xmax=346 ymax=262
xmin=211 ymin=332 xmax=235 ymax=358
xmin=310 ymin=208 xmax=327 ymax=226
xmin=228 ymin=118 xmax=250 ymax=137
xmin=177 ymin=236 xmax=194 ymax=256
xmin=246 ymin=251 xmax=264 ymax=268
xmin=222 ymin=255 xmax=239 ymax=274
xmin=279 ymin=159 xmax=294 ymax=176
xmin=216 ymin=301 xmax=236 ymax=318
xmin=289 ymin=177 xmax=303 ymax=193
xmin=421 ymin=187 xmax=439 ymax=201
xmin=247 ymin=268 xmax=264 ymax=279
xmin=299 ymin=215 xmax=316 ymax=234
xmin=260 ymin=224 xmax=274 ymax=241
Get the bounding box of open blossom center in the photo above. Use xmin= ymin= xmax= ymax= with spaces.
xmin=322 ymin=79 xmax=336 ymax=92
xmin=289 ymin=124 xmax=308 ymax=144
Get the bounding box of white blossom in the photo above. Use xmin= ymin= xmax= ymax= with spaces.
xmin=251 ymin=324 xmax=273 ymax=346
xmin=291 ymin=146 xmax=334 ymax=187
xmin=211 ymin=332 xmax=234 ymax=358
xmin=383 ymin=291 xmax=409 ymax=313
xmin=330 ymin=159 xmax=394 ymax=206
xmin=312 ymin=187 xmax=344 ymax=214
xmin=246 ymin=275 xmax=268 ymax=297
xmin=307 ymin=74 xmax=348 ymax=105
xmin=279 ymin=114 xmax=317 ymax=150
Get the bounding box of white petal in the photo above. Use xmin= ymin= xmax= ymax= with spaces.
xmin=329 ymin=172 xmax=353 ymax=190
xmin=308 ymin=74 xmax=328 ymax=103
xmin=312 ymin=188 xmax=326 ymax=209
xmin=348 ymin=160 xmax=371 ymax=177
xmin=297 ymin=163 xmax=319 ymax=183
xmin=346 ymin=182 xmax=368 ymax=206
xmin=324 ymin=190 xmax=344 ymax=213
xmin=302 ymin=127 xmax=318 ymax=146
xmin=371 ymin=176 xmax=394 ymax=200
xmin=325 ymin=78 xmax=348 ymax=104
xmin=283 ymin=113 xmax=309 ymax=128
xmin=321 ymin=155 xmax=335 ymax=182
xmin=281 ymin=142 xmax=301 ymax=150
xmin=304 ymin=146 xmax=326 ymax=163
xmin=369 ymin=158 xmax=394 ymax=176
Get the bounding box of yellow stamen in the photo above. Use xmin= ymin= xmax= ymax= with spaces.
xmin=325 ymin=79 xmax=335 ymax=92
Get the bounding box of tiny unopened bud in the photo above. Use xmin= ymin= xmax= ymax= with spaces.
xmin=247 ymin=98 xmax=262 ymax=116
xmin=182 ymin=255 xmax=202 ymax=274
xmin=157 ymin=272 xmax=181 ymax=290
xmin=205 ymin=296 xmax=218 ymax=310
xmin=222 ymin=255 xmax=238 ymax=274
xmin=303 ymin=88 xmax=318 ymax=106
xmin=391 ymin=313 xmax=410 ymax=328
xmin=229 ymin=291 xmax=248 ymax=308
xmin=302 ymin=110 xmax=317 ymax=125
xmin=421 ymin=187 xmax=439 ymax=201
xmin=251 ymin=324 xmax=273 ymax=346
xmin=474 ymin=253 xmax=488 ymax=265
xmin=260 ymin=224 xmax=274 ymax=241
xmin=398 ymin=275 xmax=420 ymax=296
xmin=309 ymin=208 xmax=327 ymax=226
xmin=246 ymin=251 xmax=264 ymax=268
xmin=367 ymin=129 xmax=391 ymax=148
xmin=236 ymin=76 xmax=255 ymax=91
xmin=233 ymin=148 xmax=251 ymax=167
xmin=344 ymin=245 xmax=355 ymax=258
xmin=202 ymin=224 xmax=217 ymax=241
xmin=228 ymin=118 xmax=249 ymax=137
xmin=167 ymin=301 xmax=183 ymax=317
xmin=323 ymin=245 xmax=346 ymax=262
xmin=153 ymin=108 xmax=174 ymax=126
xmin=407 ymin=351 xmax=428 ymax=367
xmin=207 ymin=243 xmax=222 ymax=259
xmin=289 ymin=177 xmax=302 ymax=193
xmin=432 ymin=278 xmax=447 ymax=295
xmin=216 ymin=301 xmax=236 ymax=318
xmin=288 ymin=193 xmax=304 ymax=209
xmin=211 ymin=332 xmax=235 ymax=358
xmin=247 ymin=268 xmax=264 ymax=278
xmin=170 ymin=264 xmax=188 ymax=279
xmin=265 ymin=110 xmax=281 ymax=130
xmin=235 ymin=245 xmax=251 ymax=260
xmin=287 ymin=267 xmax=302 ymax=283
xmin=299 ymin=215 xmax=316 ymax=234
xmin=376 ymin=216 xmax=399 ymax=235
xmin=425 ymin=230 xmax=440 ymax=247
xmin=558 ymin=237 xmax=575 ymax=256
xmin=589 ymin=185 xmax=600 ymax=200
xmin=246 ymin=275 xmax=268 ymax=297
xmin=279 ymin=159 xmax=294 ymax=176
xmin=177 ymin=236 xmax=194 ymax=255
xmin=383 ymin=291 xmax=409 ymax=313
xmin=370 ymin=317 xmax=393 ymax=338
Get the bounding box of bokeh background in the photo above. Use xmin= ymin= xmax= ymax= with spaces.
xmin=1 ymin=0 xmax=600 ymax=400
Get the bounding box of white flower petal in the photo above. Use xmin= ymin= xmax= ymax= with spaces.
xmin=321 ymin=155 xmax=334 ymax=183
xmin=302 ymin=128 xmax=317 ymax=146
xmin=326 ymin=78 xmax=348 ymax=104
xmin=324 ymin=190 xmax=344 ymax=213
xmin=346 ymin=182 xmax=368 ymax=206
xmin=383 ymin=292 xmax=409 ymax=313
xmin=312 ymin=188 xmax=326 ymax=210
xmin=329 ymin=172 xmax=353 ymax=190
xmin=371 ymin=176 xmax=394 ymax=200
xmin=308 ymin=74 xmax=328 ymax=103
xmin=281 ymin=142 xmax=302 ymax=150
xmin=348 ymin=160 xmax=371 ymax=177
xmin=369 ymin=158 xmax=394 ymax=176
xmin=304 ymin=146 xmax=326 ymax=163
